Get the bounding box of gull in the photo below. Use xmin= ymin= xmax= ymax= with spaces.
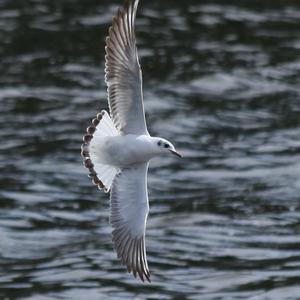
xmin=81 ymin=0 xmax=181 ymax=283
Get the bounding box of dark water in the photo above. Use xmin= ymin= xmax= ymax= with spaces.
xmin=1 ymin=0 xmax=300 ymax=299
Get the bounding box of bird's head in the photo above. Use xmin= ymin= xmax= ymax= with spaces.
xmin=152 ymin=137 xmax=182 ymax=158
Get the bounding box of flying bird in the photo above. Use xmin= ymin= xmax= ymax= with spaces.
xmin=81 ymin=0 xmax=181 ymax=283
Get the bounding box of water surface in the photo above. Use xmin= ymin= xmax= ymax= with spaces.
xmin=1 ymin=0 xmax=300 ymax=299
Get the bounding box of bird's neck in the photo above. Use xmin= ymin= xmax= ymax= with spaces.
xmin=135 ymin=135 xmax=161 ymax=160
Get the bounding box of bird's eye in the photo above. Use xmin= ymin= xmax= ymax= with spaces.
xmin=157 ymin=141 xmax=162 ymax=146
xmin=164 ymin=144 xmax=169 ymax=148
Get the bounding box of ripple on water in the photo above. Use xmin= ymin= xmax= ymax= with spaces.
xmin=1 ymin=0 xmax=300 ymax=299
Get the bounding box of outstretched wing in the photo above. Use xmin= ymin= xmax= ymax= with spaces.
xmin=110 ymin=163 xmax=150 ymax=282
xmin=105 ymin=0 xmax=148 ymax=135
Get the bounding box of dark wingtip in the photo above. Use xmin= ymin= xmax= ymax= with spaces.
xmin=112 ymin=230 xmax=151 ymax=284
xmin=145 ymin=272 xmax=151 ymax=283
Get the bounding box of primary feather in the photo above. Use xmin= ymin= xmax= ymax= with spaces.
xmin=105 ymin=0 xmax=148 ymax=135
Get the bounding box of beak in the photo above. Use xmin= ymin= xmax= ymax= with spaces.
xmin=169 ymin=149 xmax=182 ymax=158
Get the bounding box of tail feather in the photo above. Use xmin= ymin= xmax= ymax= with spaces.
xmin=81 ymin=110 xmax=119 ymax=192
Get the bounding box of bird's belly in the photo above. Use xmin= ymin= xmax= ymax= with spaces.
xmin=91 ymin=135 xmax=150 ymax=167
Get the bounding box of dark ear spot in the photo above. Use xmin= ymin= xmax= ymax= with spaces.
xmin=157 ymin=141 xmax=162 ymax=146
